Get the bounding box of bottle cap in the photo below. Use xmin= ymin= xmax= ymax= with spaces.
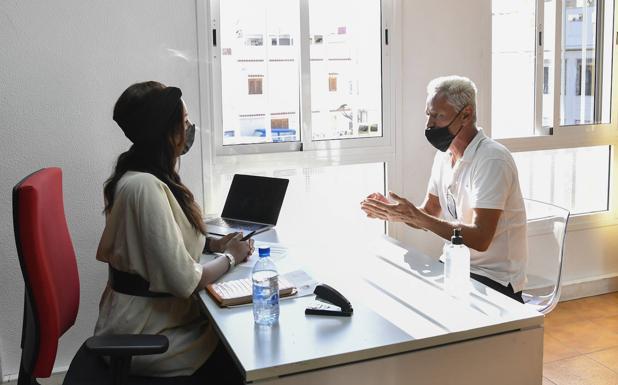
xmin=451 ymin=228 xmax=463 ymax=245
xmin=258 ymin=247 xmax=271 ymax=258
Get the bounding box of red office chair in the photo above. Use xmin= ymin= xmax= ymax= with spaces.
xmin=12 ymin=168 xmax=192 ymax=385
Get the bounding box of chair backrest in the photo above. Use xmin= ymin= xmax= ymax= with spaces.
xmin=522 ymin=198 xmax=570 ymax=314
xmin=12 ymin=168 xmax=80 ymax=377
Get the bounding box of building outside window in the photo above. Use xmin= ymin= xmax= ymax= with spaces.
xmin=214 ymin=0 xmax=384 ymax=146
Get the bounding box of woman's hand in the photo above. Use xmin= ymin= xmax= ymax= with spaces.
xmin=224 ymin=233 xmax=255 ymax=265
xmin=208 ymin=233 xmax=238 ymax=253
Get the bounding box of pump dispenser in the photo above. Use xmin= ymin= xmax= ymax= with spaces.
xmin=444 ymin=228 xmax=471 ymax=298
xmin=451 ymin=228 xmax=463 ymax=245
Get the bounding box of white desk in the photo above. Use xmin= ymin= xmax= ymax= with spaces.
xmin=199 ymin=234 xmax=544 ymax=385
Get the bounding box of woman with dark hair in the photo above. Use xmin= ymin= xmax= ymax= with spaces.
xmin=95 ymin=81 xmax=251 ymax=382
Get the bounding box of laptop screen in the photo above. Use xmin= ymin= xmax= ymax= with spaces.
xmin=221 ymin=174 xmax=289 ymax=225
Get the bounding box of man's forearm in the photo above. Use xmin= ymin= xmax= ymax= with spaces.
xmin=416 ymin=211 xmax=491 ymax=252
xmin=417 ymin=212 xmax=456 ymax=241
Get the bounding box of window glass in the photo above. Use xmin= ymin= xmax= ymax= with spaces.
xmin=491 ymin=0 xmax=536 ymax=139
xmin=492 ymin=0 xmax=613 ymax=137
xmin=219 ymin=0 xmax=383 ymax=146
xmin=513 ymin=145 xmax=610 ymax=214
xmin=309 ymin=0 xmax=382 ymax=141
xmin=210 ymin=163 xmax=385 ymax=240
xmin=561 ymin=0 xmax=613 ymax=125
xmin=220 ymin=0 xmax=301 ymax=145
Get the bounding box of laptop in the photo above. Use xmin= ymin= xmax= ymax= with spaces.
xmin=205 ymin=174 xmax=289 ymax=236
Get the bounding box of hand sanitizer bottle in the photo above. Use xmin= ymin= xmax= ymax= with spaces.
xmin=444 ymin=228 xmax=470 ymax=298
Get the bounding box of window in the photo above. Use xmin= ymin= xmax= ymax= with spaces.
xmin=492 ymin=0 xmax=614 ymax=137
xmin=239 ymin=114 xmax=266 ymax=142
xmin=328 ymin=73 xmax=338 ymax=92
xmin=245 ymin=35 xmax=264 ymax=46
xmin=203 ymin=0 xmax=393 ymax=237
xmin=248 ymin=76 xmax=263 ymax=95
xmin=271 ymin=118 xmax=289 ymax=129
xmin=575 ymin=58 xmax=593 ymax=96
xmin=513 ymin=146 xmax=610 ymax=215
xmin=492 ymin=0 xmax=615 ymax=217
xmin=269 ymin=34 xmax=293 ymax=46
xmin=209 ymin=162 xmax=386 ymax=239
xmin=213 ymin=0 xmax=384 ymax=148
xmin=278 ymin=34 xmax=292 ymax=46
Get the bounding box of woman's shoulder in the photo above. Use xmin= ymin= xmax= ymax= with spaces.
xmin=117 ymin=171 xmax=169 ymax=198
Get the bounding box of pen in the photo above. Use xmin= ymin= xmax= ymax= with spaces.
xmin=240 ymin=230 xmax=257 ymax=241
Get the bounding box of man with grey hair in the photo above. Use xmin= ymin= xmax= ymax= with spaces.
xmin=361 ymin=75 xmax=527 ymax=303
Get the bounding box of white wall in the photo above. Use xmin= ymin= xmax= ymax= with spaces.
xmin=0 ymin=0 xmax=204 ymax=379
xmin=397 ymin=0 xmax=492 ymax=255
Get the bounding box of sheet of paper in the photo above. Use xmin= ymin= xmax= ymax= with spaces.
xmin=283 ymin=269 xmax=319 ymax=298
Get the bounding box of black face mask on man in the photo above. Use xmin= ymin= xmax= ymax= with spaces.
xmin=424 ymin=108 xmax=465 ymax=152
xmin=182 ymin=122 xmax=196 ymax=155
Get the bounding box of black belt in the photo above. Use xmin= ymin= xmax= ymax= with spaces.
xmin=109 ymin=266 xmax=173 ymax=298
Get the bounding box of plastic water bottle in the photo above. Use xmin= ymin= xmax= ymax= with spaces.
xmin=444 ymin=228 xmax=470 ymax=298
xmin=252 ymin=247 xmax=279 ymax=326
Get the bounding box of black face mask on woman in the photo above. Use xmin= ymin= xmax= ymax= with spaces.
xmin=182 ymin=122 xmax=196 ymax=155
xmin=425 ymin=108 xmax=465 ymax=152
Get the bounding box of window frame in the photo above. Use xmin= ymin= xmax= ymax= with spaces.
xmin=205 ymin=0 xmax=395 ymax=156
xmin=196 ymin=0 xmax=402 ymax=215
xmin=492 ymin=0 xmax=618 ymax=230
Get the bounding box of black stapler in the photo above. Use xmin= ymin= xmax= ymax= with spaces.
xmin=305 ymin=283 xmax=353 ymax=317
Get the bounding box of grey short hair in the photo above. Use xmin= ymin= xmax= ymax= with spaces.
xmin=427 ymin=76 xmax=477 ymax=123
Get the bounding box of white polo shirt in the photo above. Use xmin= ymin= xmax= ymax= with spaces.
xmin=427 ymin=129 xmax=527 ymax=292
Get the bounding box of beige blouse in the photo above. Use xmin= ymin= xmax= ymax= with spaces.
xmin=94 ymin=171 xmax=217 ymax=377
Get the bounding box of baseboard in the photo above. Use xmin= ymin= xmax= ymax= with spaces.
xmin=560 ymin=273 xmax=618 ymax=301
xmin=2 ymin=365 xmax=68 ymax=384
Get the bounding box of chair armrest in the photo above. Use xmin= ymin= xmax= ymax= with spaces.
xmin=85 ymin=334 xmax=169 ymax=357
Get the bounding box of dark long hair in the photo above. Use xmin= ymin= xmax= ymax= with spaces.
xmin=104 ymin=81 xmax=206 ymax=235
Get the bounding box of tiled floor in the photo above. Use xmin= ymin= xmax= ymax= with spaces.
xmin=543 ymin=292 xmax=618 ymax=384
xmin=5 ymin=293 xmax=618 ymax=384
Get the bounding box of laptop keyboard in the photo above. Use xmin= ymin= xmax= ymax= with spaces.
xmin=208 ymin=218 xmax=264 ymax=232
